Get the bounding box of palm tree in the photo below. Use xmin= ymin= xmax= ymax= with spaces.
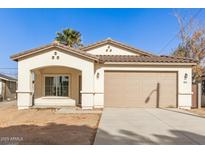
xmin=55 ymin=28 xmax=83 ymax=48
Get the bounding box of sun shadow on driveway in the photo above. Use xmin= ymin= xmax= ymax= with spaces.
xmin=94 ymin=128 xmax=205 ymax=145
xmin=1 ymin=122 xmax=205 ymax=145
xmin=95 ymin=128 xmax=156 ymax=144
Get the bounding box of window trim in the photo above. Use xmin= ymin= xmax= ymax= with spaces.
xmin=43 ymin=74 xmax=71 ymax=97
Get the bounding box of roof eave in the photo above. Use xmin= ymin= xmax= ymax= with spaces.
xmin=56 ymin=45 xmax=99 ymax=62
xmin=10 ymin=44 xmax=54 ymax=61
xmin=81 ymin=39 xmax=154 ymax=57
xmin=0 ymin=77 xmax=17 ymax=82
xmin=10 ymin=44 xmax=99 ymax=62
xmin=102 ymin=62 xmax=196 ymax=66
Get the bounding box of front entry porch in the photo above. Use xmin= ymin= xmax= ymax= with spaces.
xmin=14 ymin=46 xmax=97 ymax=110
xmin=32 ymin=66 xmax=82 ymax=108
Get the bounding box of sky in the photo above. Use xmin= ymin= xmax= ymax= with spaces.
xmin=0 ymin=8 xmax=204 ymax=76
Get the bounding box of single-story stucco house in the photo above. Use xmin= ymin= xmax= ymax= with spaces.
xmin=0 ymin=73 xmax=17 ymax=102
xmin=10 ymin=38 xmax=196 ymax=110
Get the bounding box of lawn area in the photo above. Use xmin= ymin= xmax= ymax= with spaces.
xmin=0 ymin=101 xmax=101 ymax=145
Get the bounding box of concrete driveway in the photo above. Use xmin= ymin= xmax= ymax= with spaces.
xmin=94 ymin=108 xmax=205 ymax=145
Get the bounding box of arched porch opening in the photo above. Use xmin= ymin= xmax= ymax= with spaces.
xmin=31 ymin=65 xmax=82 ymax=107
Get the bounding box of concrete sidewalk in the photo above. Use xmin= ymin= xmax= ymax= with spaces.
xmin=94 ymin=108 xmax=205 ymax=145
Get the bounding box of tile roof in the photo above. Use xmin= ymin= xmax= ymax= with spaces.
xmin=10 ymin=40 xmax=197 ymax=65
xmin=97 ymin=55 xmax=197 ymax=64
xmin=10 ymin=42 xmax=99 ymax=61
xmin=0 ymin=73 xmax=17 ymax=81
xmin=80 ymin=38 xmax=154 ymax=56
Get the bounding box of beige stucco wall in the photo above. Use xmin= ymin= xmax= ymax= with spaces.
xmin=93 ymin=64 xmax=193 ymax=109
xmin=16 ymin=45 xmax=193 ymax=110
xmin=17 ymin=48 xmax=94 ymax=109
xmin=87 ymin=44 xmax=138 ymax=55
xmin=33 ymin=66 xmax=81 ymax=104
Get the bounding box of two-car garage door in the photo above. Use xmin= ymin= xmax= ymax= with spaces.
xmin=104 ymin=71 xmax=177 ymax=108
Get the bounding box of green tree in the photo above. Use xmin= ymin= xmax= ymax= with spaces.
xmin=55 ymin=28 xmax=83 ymax=48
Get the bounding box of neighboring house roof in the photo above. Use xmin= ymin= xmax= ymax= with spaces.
xmin=97 ymin=55 xmax=197 ymax=64
xmin=80 ymin=38 xmax=154 ymax=56
xmin=10 ymin=42 xmax=99 ymax=62
xmin=0 ymin=73 xmax=17 ymax=82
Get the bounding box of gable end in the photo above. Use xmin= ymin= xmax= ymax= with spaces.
xmin=81 ymin=38 xmax=154 ymax=56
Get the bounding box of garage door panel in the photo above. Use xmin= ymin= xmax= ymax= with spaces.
xmin=104 ymin=72 xmax=177 ymax=108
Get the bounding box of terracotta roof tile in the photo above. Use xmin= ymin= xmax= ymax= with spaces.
xmin=97 ymin=55 xmax=197 ymax=64
xmin=10 ymin=42 xmax=99 ymax=61
xmin=10 ymin=40 xmax=197 ymax=65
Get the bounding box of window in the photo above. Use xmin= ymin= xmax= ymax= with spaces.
xmin=45 ymin=75 xmax=69 ymax=97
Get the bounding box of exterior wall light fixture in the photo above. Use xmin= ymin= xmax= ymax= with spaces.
xmin=184 ymin=73 xmax=188 ymax=80
xmin=96 ymin=72 xmax=100 ymax=79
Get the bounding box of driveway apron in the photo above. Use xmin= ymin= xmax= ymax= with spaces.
xmin=94 ymin=108 xmax=205 ymax=145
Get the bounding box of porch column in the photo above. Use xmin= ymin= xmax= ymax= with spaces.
xmin=81 ymin=67 xmax=94 ymax=109
xmin=178 ymin=68 xmax=192 ymax=109
xmin=17 ymin=64 xmax=33 ymax=109
xmin=198 ymin=83 xmax=202 ymax=109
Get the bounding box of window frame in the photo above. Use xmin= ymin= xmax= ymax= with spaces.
xmin=43 ymin=74 xmax=70 ymax=97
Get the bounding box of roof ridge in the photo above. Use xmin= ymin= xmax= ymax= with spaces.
xmin=55 ymin=43 xmax=99 ymax=59
xmin=80 ymin=38 xmax=154 ymax=56
xmin=11 ymin=43 xmax=99 ymax=61
xmin=80 ymin=39 xmax=107 ymax=50
xmin=10 ymin=43 xmax=53 ymax=59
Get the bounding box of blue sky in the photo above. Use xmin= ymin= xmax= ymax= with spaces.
xmin=0 ymin=8 xmax=204 ymax=76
